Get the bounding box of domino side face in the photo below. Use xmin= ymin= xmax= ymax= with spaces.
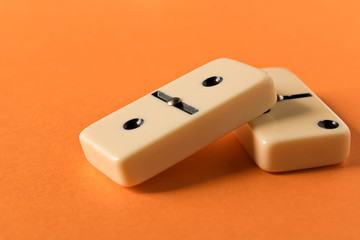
xmin=80 ymin=58 xmax=277 ymax=186
xmin=234 ymin=68 xmax=350 ymax=172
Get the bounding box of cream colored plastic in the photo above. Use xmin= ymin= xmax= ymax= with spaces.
xmin=79 ymin=58 xmax=277 ymax=186
xmin=234 ymin=68 xmax=350 ymax=172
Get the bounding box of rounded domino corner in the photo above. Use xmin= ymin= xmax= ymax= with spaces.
xmin=235 ymin=67 xmax=352 ymax=173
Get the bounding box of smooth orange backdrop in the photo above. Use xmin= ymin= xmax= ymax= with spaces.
xmin=1 ymin=0 xmax=360 ymax=239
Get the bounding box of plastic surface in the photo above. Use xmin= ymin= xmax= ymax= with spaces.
xmin=80 ymin=59 xmax=277 ymax=186
xmin=234 ymin=68 xmax=351 ymax=172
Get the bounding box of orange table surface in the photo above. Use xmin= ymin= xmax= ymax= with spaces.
xmin=1 ymin=0 xmax=360 ymax=239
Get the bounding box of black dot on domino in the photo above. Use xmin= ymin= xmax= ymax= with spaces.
xmin=202 ymin=76 xmax=223 ymax=87
xmin=123 ymin=118 xmax=144 ymax=130
xmin=318 ymin=120 xmax=339 ymax=129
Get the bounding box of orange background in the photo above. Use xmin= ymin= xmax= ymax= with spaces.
xmin=1 ymin=0 xmax=360 ymax=239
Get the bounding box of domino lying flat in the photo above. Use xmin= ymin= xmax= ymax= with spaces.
xmin=234 ymin=68 xmax=350 ymax=172
xmin=80 ymin=58 xmax=277 ymax=186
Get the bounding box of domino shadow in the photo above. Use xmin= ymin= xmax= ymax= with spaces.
xmin=130 ymin=134 xmax=256 ymax=193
